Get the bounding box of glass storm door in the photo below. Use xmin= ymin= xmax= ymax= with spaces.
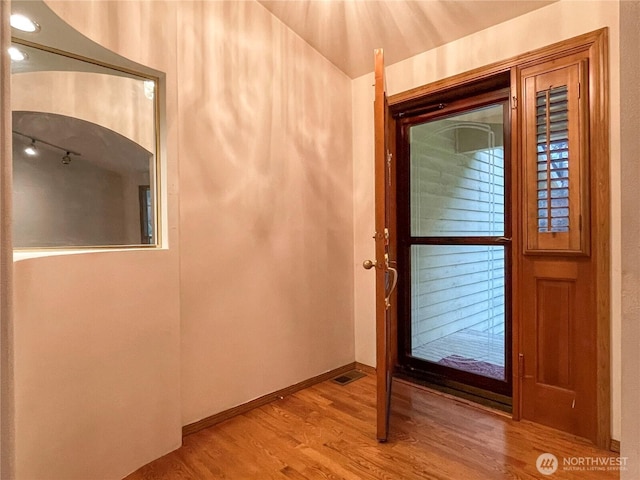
xmin=399 ymin=94 xmax=511 ymax=399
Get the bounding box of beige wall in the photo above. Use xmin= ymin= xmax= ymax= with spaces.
xmin=13 ymin=1 xmax=182 ymax=479
xmin=352 ymin=0 xmax=622 ymax=440
xmin=13 ymin=251 xmax=181 ymax=479
xmin=620 ymin=2 xmax=640 ymax=478
xmin=176 ymin=0 xmax=354 ymax=426
xmin=11 ymin=0 xmax=354 ymax=478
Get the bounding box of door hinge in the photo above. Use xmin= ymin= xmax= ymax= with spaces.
xmin=512 ymin=96 xmax=518 ymax=109
xmin=386 ymin=151 xmax=392 ymax=186
xmin=518 ymin=353 xmax=524 ymax=378
xmin=578 ymin=82 xmax=581 ymax=99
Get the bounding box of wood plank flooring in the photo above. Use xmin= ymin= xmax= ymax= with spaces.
xmin=125 ymin=372 xmax=620 ymax=479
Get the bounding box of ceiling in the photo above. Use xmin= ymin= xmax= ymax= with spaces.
xmin=13 ymin=111 xmax=152 ymax=176
xmin=258 ymin=0 xmax=556 ymax=78
xmin=12 ymin=0 xmax=556 ymax=80
xmin=10 ymin=0 xmax=158 ymax=77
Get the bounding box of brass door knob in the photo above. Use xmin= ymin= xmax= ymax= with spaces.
xmin=363 ymin=259 xmax=376 ymax=270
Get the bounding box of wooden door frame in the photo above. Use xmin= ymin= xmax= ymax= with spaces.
xmin=387 ymin=28 xmax=610 ymax=448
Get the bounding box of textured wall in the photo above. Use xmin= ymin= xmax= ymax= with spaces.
xmin=11 ymin=0 xmax=354 ymax=478
xmin=620 ymin=1 xmax=640 ymax=478
xmin=13 ymin=1 xmax=182 ymax=479
xmin=176 ymin=0 xmax=354 ymax=426
xmin=14 ymin=251 xmax=182 ymax=479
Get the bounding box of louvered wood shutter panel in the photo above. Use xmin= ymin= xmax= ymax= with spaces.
xmin=522 ymin=59 xmax=589 ymax=254
xmin=536 ymin=85 xmax=570 ymax=233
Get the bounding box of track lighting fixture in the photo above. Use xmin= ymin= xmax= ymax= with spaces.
xmin=24 ymin=139 xmax=37 ymax=156
xmin=12 ymin=130 xmax=80 ymax=164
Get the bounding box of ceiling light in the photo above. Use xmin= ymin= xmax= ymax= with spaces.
xmin=8 ymin=47 xmax=28 ymax=62
xmin=10 ymin=13 xmax=40 ymax=33
xmin=61 ymin=152 xmax=71 ymax=165
xmin=24 ymin=140 xmax=37 ymax=156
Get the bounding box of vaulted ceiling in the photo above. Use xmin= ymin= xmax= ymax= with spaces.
xmin=258 ymin=0 xmax=556 ymax=78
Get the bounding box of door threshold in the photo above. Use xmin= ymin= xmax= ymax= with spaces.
xmin=394 ymin=371 xmax=512 ymax=416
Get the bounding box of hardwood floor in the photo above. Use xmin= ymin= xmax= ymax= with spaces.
xmin=125 ymin=372 xmax=620 ymax=479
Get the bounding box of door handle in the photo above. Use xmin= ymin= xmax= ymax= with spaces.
xmin=363 ymin=259 xmax=377 ymax=270
xmin=364 ymin=260 xmax=398 ymax=307
xmin=385 ymin=267 xmax=398 ymax=308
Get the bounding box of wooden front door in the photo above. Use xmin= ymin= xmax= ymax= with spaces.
xmin=372 ymin=48 xmax=397 ymax=442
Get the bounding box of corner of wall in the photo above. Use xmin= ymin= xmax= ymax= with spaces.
xmin=351 ymin=72 xmax=376 ymax=367
xmin=0 ymin=0 xmax=16 ymax=478
xmin=619 ymin=1 xmax=640 ymax=477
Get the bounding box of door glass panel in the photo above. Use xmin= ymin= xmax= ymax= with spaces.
xmin=411 ymin=245 xmax=506 ymax=380
xmin=407 ymin=102 xmax=507 ymax=383
xmin=410 ymin=104 xmax=504 ymax=237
